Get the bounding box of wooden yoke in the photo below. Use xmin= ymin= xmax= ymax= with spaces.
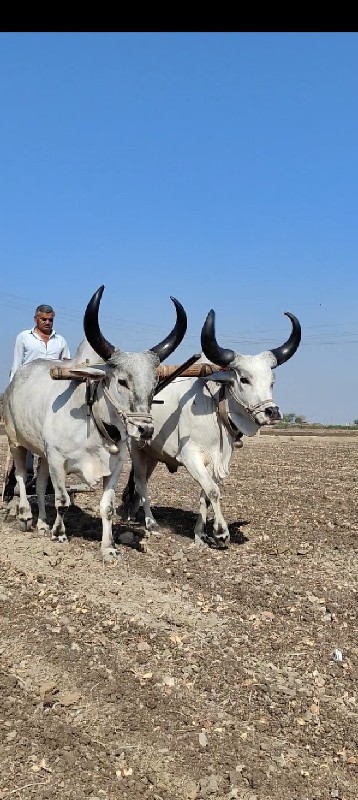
xmin=50 ymin=364 xmax=88 ymax=381
xmin=49 ymin=358 xmax=226 ymax=383
xmin=50 ymin=353 xmax=226 ymax=391
xmin=156 ymin=361 xmax=223 ymax=380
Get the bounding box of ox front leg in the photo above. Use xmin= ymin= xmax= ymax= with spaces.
xmin=12 ymin=446 xmax=33 ymax=532
xmin=181 ymin=447 xmax=230 ymax=549
xmin=196 ymin=490 xmax=212 ymax=542
xmin=48 ymin=459 xmax=70 ymax=543
xmin=100 ymin=454 xmax=126 ymax=561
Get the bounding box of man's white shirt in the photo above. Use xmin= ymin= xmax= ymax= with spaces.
xmin=10 ymin=328 xmax=70 ymax=381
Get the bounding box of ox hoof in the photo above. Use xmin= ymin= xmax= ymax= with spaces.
xmin=51 ymin=533 xmax=68 ymax=543
xmin=19 ymin=518 xmax=33 ymax=532
xmin=194 ymin=532 xmax=208 ymax=547
xmin=102 ymin=547 xmax=122 ymax=563
xmin=211 ymin=532 xmax=230 ymax=549
xmin=37 ymin=521 xmax=49 ymax=533
xmin=213 ymin=538 xmax=229 ymax=550
xmin=146 ymin=520 xmax=159 ymax=532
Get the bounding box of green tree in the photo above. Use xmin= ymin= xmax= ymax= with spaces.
xmin=281 ymin=412 xmax=296 ymax=424
xmin=294 ymin=415 xmax=307 ymax=425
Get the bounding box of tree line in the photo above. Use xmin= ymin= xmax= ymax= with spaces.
xmin=0 ymin=393 xmax=358 ymax=427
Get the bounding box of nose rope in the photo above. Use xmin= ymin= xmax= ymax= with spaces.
xmin=227 ymin=385 xmax=274 ymax=422
xmin=87 ymin=380 xmax=153 ymax=453
xmin=101 ymin=384 xmax=153 ymax=427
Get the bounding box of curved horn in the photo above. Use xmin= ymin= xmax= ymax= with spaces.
xmin=150 ymin=297 xmax=187 ymax=363
xmin=271 ymin=312 xmax=301 ymax=366
xmin=83 ymin=285 xmax=115 ymax=362
xmin=201 ymin=309 xmax=235 ymax=367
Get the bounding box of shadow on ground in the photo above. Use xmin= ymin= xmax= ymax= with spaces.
xmin=126 ymin=503 xmax=250 ymax=545
xmin=3 ymin=494 xmax=250 ymax=550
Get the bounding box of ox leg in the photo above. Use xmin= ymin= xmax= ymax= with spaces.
xmin=48 ymin=459 xmax=70 ymax=543
xmin=133 ymin=455 xmax=159 ymax=532
xmin=36 ymin=457 xmax=50 ymax=533
xmin=128 ymin=447 xmax=159 ymax=531
xmin=181 ymin=448 xmax=230 ymax=549
xmin=100 ymin=454 xmax=126 ymax=561
xmin=12 ymin=446 xmax=33 ymax=532
xmin=121 ymin=467 xmax=141 ymax=522
xmin=196 ymin=490 xmax=212 ymax=540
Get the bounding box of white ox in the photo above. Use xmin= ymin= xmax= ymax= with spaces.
xmin=122 ymin=308 xmax=301 ymax=547
xmin=4 ymin=286 xmax=187 ymax=559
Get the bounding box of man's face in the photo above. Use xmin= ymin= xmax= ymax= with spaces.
xmin=35 ymin=312 xmax=55 ymax=335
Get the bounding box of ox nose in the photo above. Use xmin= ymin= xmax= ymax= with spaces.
xmin=265 ymin=405 xmax=281 ymax=421
xmin=138 ymin=424 xmax=154 ymax=440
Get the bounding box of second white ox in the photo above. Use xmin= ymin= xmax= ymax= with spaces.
xmin=4 ymin=286 xmax=187 ymax=559
xmin=122 ymin=308 xmax=301 ymax=547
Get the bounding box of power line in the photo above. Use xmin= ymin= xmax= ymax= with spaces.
xmin=0 ymin=291 xmax=357 ymax=347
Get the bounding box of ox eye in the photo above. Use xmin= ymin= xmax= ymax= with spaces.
xmin=240 ymin=376 xmax=250 ymax=385
xmin=118 ymin=379 xmax=129 ymax=388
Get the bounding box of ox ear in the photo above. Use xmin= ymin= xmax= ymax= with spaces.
xmin=70 ymin=365 xmax=107 ymax=380
xmin=202 ymin=370 xmax=235 ymax=384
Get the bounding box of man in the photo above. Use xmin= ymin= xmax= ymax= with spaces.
xmin=4 ymin=304 xmax=70 ymax=499
xmin=10 ymin=303 xmax=70 ymax=381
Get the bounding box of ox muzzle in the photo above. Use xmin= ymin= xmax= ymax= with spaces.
xmin=254 ymin=404 xmax=282 ymax=426
xmin=228 ymin=385 xmax=282 ymax=427
xmin=125 ymin=414 xmax=154 ymax=443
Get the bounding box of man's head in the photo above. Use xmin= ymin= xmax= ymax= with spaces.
xmin=34 ymin=304 xmax=55 ymax=335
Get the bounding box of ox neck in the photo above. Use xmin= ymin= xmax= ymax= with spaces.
xmin=221 ymin=378 xmax=262 ymax=437
xmin=87 ymin=380 xmax=124 ymax=452
xmin=89 ymin=378 xmax=153 ymax=449
xmin=203 ymin=378 xmax=258 ymax=439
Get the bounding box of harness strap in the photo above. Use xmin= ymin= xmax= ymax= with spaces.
xmin=88 ymin=383 xmax=122 ymax=453
xmin=218 ymin=385 xmax=241 ymax=439
xmin=205 ymin=382 xmax=243 ymax=452
xmin=85 ymin=380 xmax=153 ymax=453
xmin=91 ymin=406 xmax=121 ymax=452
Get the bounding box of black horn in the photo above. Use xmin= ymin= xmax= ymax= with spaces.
xmin=83 ymin=285 xmax=115 ymax=362
xmin=271 ymin=312 xmax=301 ymax=366
xmin=150 ymin=297 xmax=187 ymax=363
xmin=201 ymin=309 xmax=235 ymax=367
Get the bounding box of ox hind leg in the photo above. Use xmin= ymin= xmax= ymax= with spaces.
xmin=47 ymin=457 xmax=70 ymax=542
xmin=36 ymin=457 xmax=50 ymax=533
xmin=180 ymin=446 xmax=229 ymax=549
xmin=121 ymin=467 xmax=141 ymax=522
xmin=12 ymin=446 xmax=33 ymax=531
xmin=131 ymin=450 xmax=159 ymax=532
xmin=121 ymin=454 xmax=159 ymax=532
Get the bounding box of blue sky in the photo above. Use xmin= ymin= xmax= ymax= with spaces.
xmin=1 ymin=32 xmax=357 ymax=423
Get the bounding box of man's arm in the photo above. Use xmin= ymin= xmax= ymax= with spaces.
xmin=9 ymin=333 xmax=25 ymax=381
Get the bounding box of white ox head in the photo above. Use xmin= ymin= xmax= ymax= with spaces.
xmin=71 ymin=286 xmax=187 ymax=443
xmin=201 ymin=309 xmax=301 ymax=431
